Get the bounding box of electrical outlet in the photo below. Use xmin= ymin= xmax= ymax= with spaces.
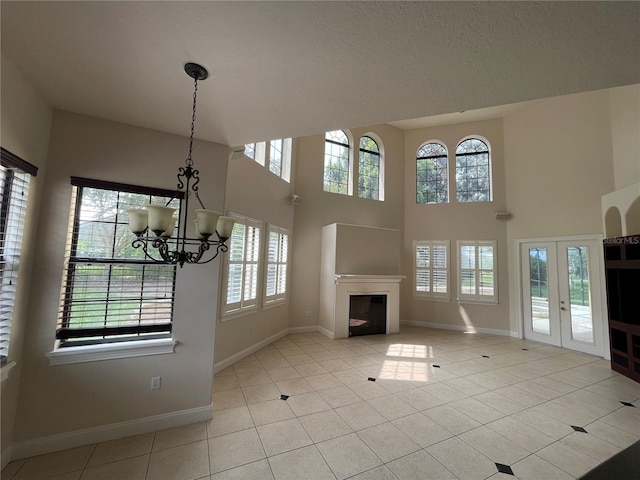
xmin=151 ymin=376 xmax=161 ymax=390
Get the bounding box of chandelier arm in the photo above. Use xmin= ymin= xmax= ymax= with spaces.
xmin=132 ymin=237 xmax=163 ymax=263
xmin=188 ymin=242 xmax=229 ymax=265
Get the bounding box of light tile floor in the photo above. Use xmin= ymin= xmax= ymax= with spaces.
xmin=3 ymin=327 xmax=640 ymax=479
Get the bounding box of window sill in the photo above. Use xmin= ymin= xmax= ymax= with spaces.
xmin=221 ymin=307 xmax=258 ymax=322
xmin=1 ymin=361 xmax=17 ymax=383
xmin=457 ymin=298 xmax=498 ymax=306
xmin=262 ymin=299 xmax=286 ymax=310
xmin=414 ymin=295 xmax=450 ymax=302
xmin=46 ymin=338 xmax=178 ymax=366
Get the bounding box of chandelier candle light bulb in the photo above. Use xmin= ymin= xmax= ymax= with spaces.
xmin=126 ymin=62 xmax=235 ymax=266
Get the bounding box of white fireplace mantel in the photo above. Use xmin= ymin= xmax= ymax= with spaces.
xmin=329 ymin=274 xmax=405 ymax=339
xmin=334 ymin=274 xmax=406 ymax=284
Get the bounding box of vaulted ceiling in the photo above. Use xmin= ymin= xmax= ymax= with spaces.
xmin=2 ymin=1 xmax=638 ymax=146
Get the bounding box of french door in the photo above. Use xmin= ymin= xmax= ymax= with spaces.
xmin=520 ymin=237 xmax=606 ymax=356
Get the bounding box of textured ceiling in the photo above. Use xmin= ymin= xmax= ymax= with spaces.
xmin=2 ymin=1 xmax=639 ymax=146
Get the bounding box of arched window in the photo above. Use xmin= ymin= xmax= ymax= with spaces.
xmin=324 ymin=130 xmax=350 ymax=195
xmin=416 ymin=142 xmax=448 ymax=204
xmin=455 ymin=138 xmax=491 ymax=202
xmin=358 ymin=136 xmax=381 ymax=200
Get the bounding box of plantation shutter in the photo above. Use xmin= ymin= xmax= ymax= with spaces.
xmin=458 ymin=241 xmax=497 ymax=303
xmin=414 ymin=240 xmax=449 ymax=300
xmin=432 ymin=243 xmax=448 ymax=294
xmin=1 ymin=148 xmax=38 ymax=363
xmin=223 ymin=213 xmax=261 ymax=316
xmin=415 ymin=242 xmax=431 ymax=293
xmin=265 ymin=225 xmax=288 ymax=304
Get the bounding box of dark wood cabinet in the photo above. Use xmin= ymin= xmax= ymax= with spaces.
xmin=603 ymin=234 xmax=640 ymax=382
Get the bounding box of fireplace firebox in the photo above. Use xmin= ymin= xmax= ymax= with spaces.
xmin=349 ymin=294 xmax=387 ymax=336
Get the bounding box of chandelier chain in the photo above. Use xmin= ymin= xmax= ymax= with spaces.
xmin=186 ymin=77 xmax=199 ymax=167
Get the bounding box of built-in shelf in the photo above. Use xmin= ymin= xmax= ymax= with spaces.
xmin=604 ymin=235 xmax=640 ymax=382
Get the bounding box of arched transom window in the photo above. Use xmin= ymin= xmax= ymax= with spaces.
xmin=358 ymin=136 xmax=381 ymax=200
xmin=455 ymin=138 xmax=491 ymax=202
xmin=416 ymin=142 xmax=448 ymax=204
xmin=324 ymin=130 xmax=350 ymax=195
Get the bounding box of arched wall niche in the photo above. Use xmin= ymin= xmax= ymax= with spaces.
xmin=625 ymin=197 xmax=640 ymax=235
xmin=604 ymin=207 xmax=623 ymax=238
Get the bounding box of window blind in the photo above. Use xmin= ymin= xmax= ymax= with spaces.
xmin=57 ymin=178 xmax=181 ymax=346
xmin=1 ymin=148 xmax=38 ymax=364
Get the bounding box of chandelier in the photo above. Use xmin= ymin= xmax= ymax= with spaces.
xmin=127 ymin=62 xmax=235 ymax=267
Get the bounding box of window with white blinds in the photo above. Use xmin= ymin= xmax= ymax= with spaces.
xmin=1 ymin=148 xmax=38 ymax=365
xmin=458 ymin=240 xmax=497 ymax=304
xmin=264 ymin=224 xmax=288 ymax=305
xmin=57 ymin=178 xmax=181 ymax=347
xmin=414 ymin=240 xmax=449 ymax=300
xmin=222 ymin=213 xmax=261 ymax=318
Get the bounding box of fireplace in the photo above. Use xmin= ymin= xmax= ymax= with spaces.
xmin=319 ymin=223 xmax=404 ymax=339
xmin=320 ymin=274 xmax=404 ymax=339
xmin=349 ymin=295 xmax=387 ymax=336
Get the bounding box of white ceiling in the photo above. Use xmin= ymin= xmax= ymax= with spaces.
xmin=2 ymin=1 xmax=639 ymax=147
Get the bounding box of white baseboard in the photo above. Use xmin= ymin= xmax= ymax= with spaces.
xmin=287 ymin=325 xmax=320 ymax=334
xmin=214 ymin=326 xmax=326 ymax=374
xmin=317 ymin=326 xmax=334 ymax=339
xmin=213 ymin=329 xmax=289 ymax=374
xmin=402 ymin=320 xmax=515 ymax=337
xmin=11 ymin=403 xmax=213 ymax=461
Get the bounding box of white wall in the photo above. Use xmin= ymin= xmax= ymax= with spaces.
xmin=401 ymin=119 xmax=511 ymax=334
xmin=1 ymin=55 xmax=53 ymax=464
xmin=11 ymin=111 xmax=228 ymax=451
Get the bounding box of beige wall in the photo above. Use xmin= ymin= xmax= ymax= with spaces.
xmin=401 ymin=119 xmax=511 ymax=334
xmin=290 ymin=125 xmax=405 ymax=328
xmin=608 ymin=84 xmax=640 ymax=191
xmin=12 ymin=111 xmax=228 ymax=445
xmin=213 ymin=154 xmax=295 ymax=364
xmin=504 ymin=89 xmax=617 ymax=333
xmin=0 ymin=55 xmax=53 ymax=462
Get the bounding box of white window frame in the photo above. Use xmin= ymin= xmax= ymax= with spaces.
xmin=358 ymin=135 xmax=384 ymax=201
xmin=245 ymin=139 xmax=292 ymax=183
xmin=416 ymin=142 xmax=449 ymax=204
xmin=457 ymin=240 xmax=498 ymax=304
xmin=414 ymin=240 xmax=450 ymax=301
xmin=264 ymin=224 xmax=288 ymax=307
xmin=455 ymin=137 xmax=492 ymax=203
xmin=323 ymin=130 xmax=352 ymax=196
xmin=221 ymin=212 xmax=262 ymax=319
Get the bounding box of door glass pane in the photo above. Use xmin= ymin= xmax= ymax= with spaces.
xmin=566 ymin=246 xmax=594 ymax=343
xmin=529 ymin=248 xmax=550 ymax=334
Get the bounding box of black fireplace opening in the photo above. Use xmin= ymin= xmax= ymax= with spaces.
xmin=349 ymin=295 xmax=387 ymax=336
